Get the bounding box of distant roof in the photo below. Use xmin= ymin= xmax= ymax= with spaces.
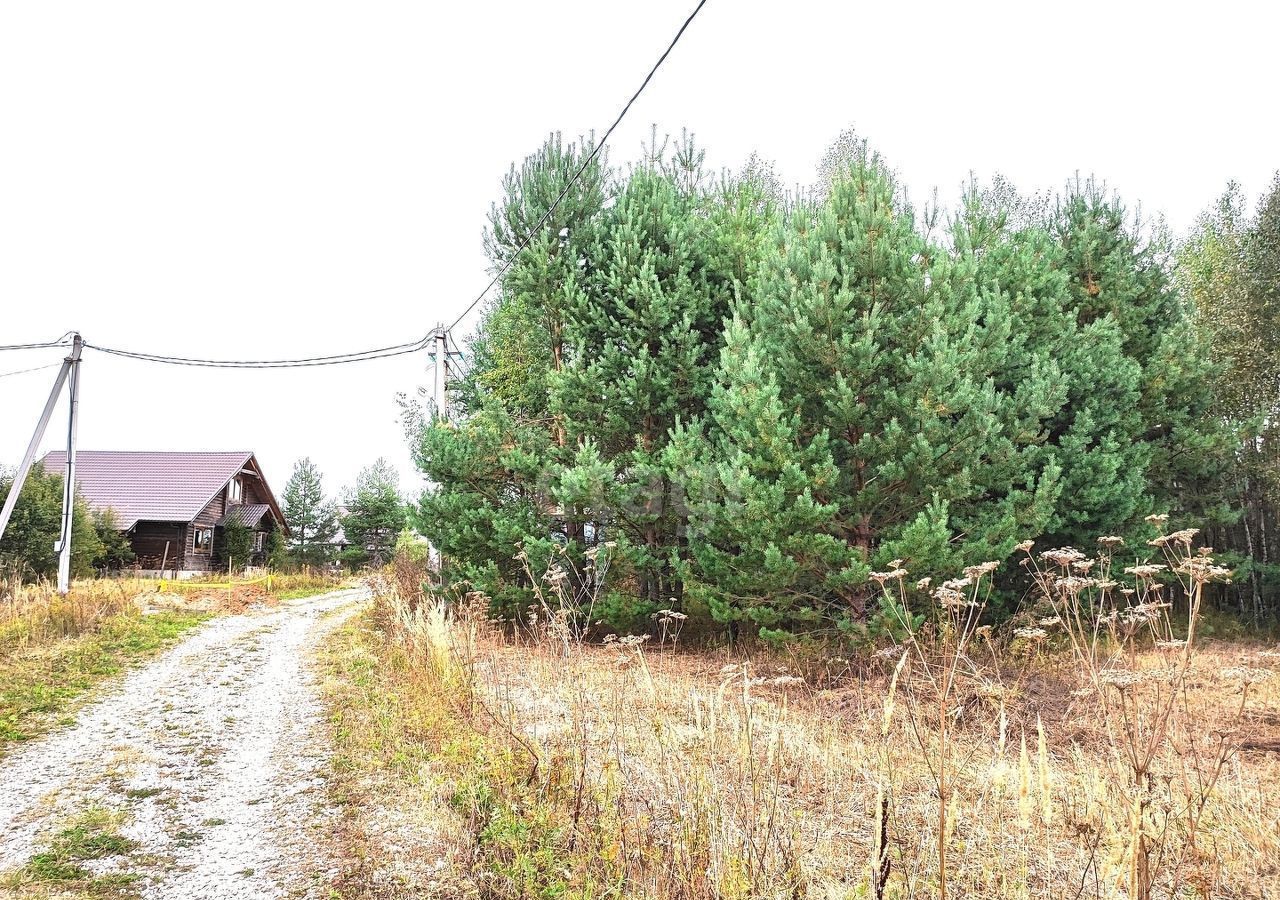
xmin=217 ymin=504 xmax=271 ymax=529
xmin=39 ymin=450 xmax=255 ymax=530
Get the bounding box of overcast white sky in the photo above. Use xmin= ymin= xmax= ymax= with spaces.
xmin=2 ymin=0 xmax=1277 ymax=500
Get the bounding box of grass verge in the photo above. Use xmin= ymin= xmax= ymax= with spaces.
xmin=318 ymin=610 xmax=480 ymax=899
xmin=0 ymin=608 xmax=207 ymax=753
xmin=0 ymin=806 xmax=140 ymax=898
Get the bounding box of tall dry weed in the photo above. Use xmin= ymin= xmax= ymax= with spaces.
xmin=364 ymin=531 xmax=1280 ymax=899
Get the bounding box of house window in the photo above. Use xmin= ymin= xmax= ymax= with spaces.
xmin=253 ymin=532 xmax=265 ymax=553
xmin=194 ymin=527 xmax=213 ymax=551
xmin=229 ymin=478 xmax=243 ymax=502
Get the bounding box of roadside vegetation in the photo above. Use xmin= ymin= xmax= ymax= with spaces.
xmin=409 ymin=131 xmax=1280 ymax=638
xmin=351 ymin=129 xmax=1280 ymax=897
xmin=0 ymin=806 xmax=139 ymax=898
xmin=0 ymin=570 xmax=346 ymax=753
xmin=327 ymin=539 xmax=1279 ymax=900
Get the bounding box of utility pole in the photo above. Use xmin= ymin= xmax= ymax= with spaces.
xmin=55 ymin=334 xmax=84 ymax=593
xmin=0 ymin=333 xmax=82 ymax=594
xmin=431 ymin=326 xmax=447 ymax=421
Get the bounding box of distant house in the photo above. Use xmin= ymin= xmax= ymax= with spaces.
xmin=39 ymin=450 xmax=289 ymax=575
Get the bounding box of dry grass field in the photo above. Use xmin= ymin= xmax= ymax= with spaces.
xmin=326 ymin=538 xmax=1280 ymax=900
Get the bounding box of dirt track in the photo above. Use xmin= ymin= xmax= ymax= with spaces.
xmin=0 ymin=587 xmax=367 ymax=899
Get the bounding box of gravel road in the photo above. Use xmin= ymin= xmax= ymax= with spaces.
xmin=0 ymin=587 xmax=367 ymax=899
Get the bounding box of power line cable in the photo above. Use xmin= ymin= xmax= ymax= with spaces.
xmin=85 ymin=335 xmax=431 ymax=368
xmin=445 ymin=0 xmax=709 ymax=333
xmin=0 ymin=361 xmax=64 ymax=380
xmin=14 ymin=0 xmax=709 ymax=370
xmin=0 ymin=333 xmax=75 ymax=352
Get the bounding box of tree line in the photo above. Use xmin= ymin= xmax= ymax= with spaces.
xmin=0 ymin=457 xmax=408 ymax=578
xmin=279 ymin=456 xmax=408 ymax=569
xmin=407 ymin=130 xmax=1279 ymax=640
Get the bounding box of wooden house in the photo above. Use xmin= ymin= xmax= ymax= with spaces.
xmin=39 ymin=450 xmax=288 ymax=574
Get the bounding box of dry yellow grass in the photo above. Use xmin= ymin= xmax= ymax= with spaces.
xmin=353 ymin=578 xmax=1280 ymax=900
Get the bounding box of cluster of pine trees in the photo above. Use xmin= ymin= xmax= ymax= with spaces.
xmin=408 ymin=131 xmax=1276 ymax=639
xmin=280 ymin=456 xmax=406 ymax=569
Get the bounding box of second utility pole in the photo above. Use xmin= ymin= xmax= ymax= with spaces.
xmin=432 ymin=326 xmax=447 ymax=420
xmin=55 ymin=333 xmax=83 ymax=593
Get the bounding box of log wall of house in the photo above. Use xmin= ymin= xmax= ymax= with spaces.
xmin=129 ymin=522 xmax=187 ymax=571
xmin=187 ymin=487 xmax=227 ymax=573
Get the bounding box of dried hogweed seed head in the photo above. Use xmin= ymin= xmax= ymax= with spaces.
xmin=963 ymin=561 xmax=1000 ymax=579
xmin=1041 ymin=547 xmax=1086 ymax=567
xmin=1015 ymin=539 xmax=1035 ymax=553
xmin=1222 ymin=667 xmax=1273 ymax=685
xmin=1098 ymin=669 xmax=1143 ymax=691
xmin=1097 ymin=535 xmax=1125 ymax=547
xmin=1176 ymin=557 xmax=1233 ymax=584
xmin=1124 ymin=564 xmax=1167 ymax=579
xmin=934 ymin=587 xmax=977 ymax=608
xmin=1053 ymin=575 xmax=1097 ymax=595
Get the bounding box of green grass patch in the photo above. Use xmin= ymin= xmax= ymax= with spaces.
xmin=2 ymin=807 xmax=139 ymax=896
xmin=273 ymin=585 xmax=342 ymax=600
xmin=123 ymin=787 xmax=161 ymax=801
xmin=0 ymin=610 xmax=208 ymax=754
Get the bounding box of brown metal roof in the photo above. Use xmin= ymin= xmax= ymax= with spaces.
xmin=217 ymin=504 xmax=272 ymax=529
xmin=39 ymin=450 xmax=257 ymax=530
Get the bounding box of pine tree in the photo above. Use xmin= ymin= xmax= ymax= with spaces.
xmin=672 ymin=317 xmax=859 ymax=634
xmin=281 ymin=457 xmax=339 ymax=567
xmin=342 ymin=459 xmax=404 ymax=567
xmin=687 ymin=151 xmax=1012 ymax=636
xmin=410 ymin=134 xmax=607 ymax=613
xmin=949 ymin=182 xmax=1151 ymax=551
xmin=481 ymin=132 xmax=609 ymax=418
xmin=555 ymin=136 xmax=777 ymax=603
xmin=410 ymin=401 xmax=557 ymax=609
